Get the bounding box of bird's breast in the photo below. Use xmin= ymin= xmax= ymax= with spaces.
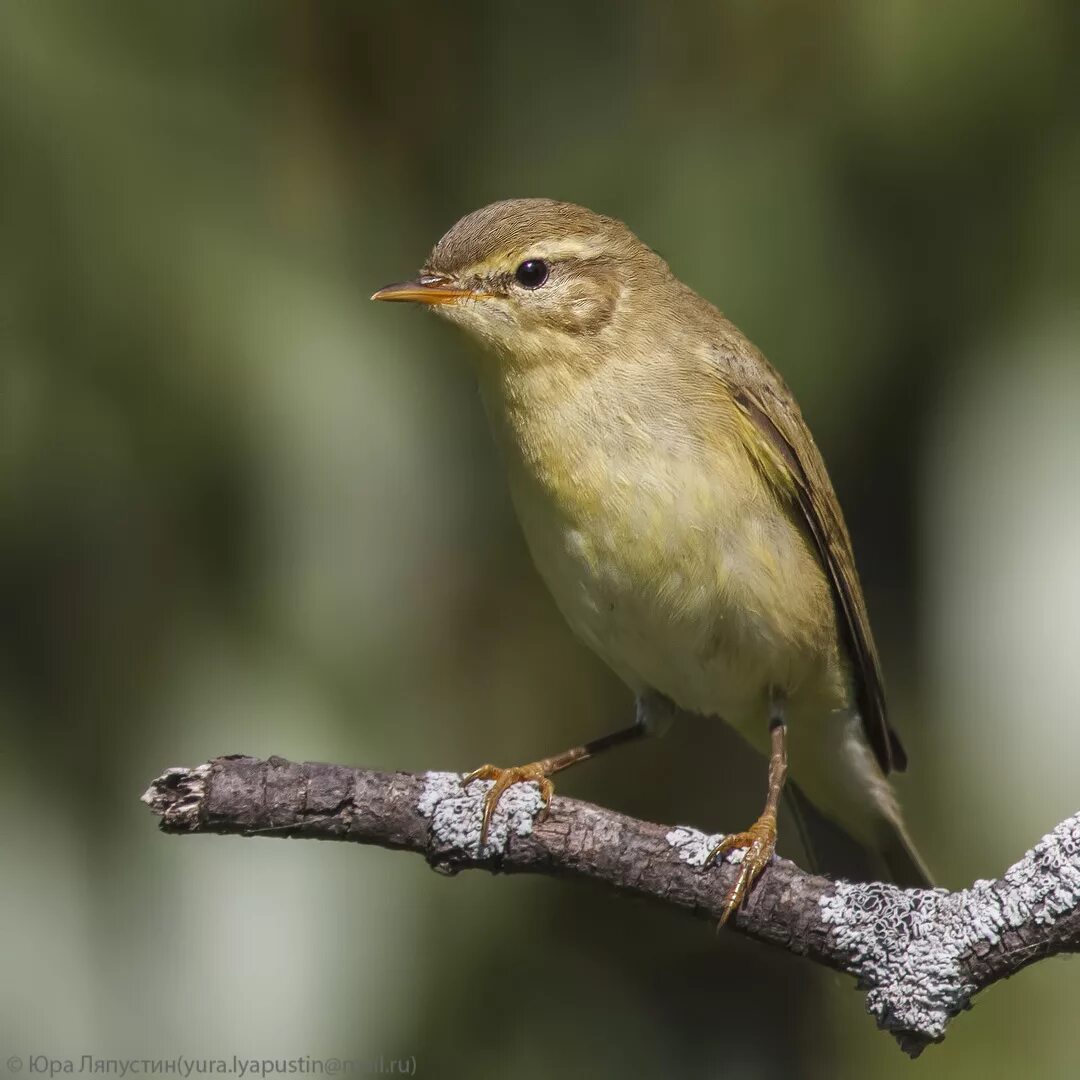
xmin=479 ymin=362 xmax=847 ymax=730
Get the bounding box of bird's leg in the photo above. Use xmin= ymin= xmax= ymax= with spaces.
xmin=463 ymin=692 xmax=669 ymax=846
xmin=705 ymin=699 xmax=788 ymax=926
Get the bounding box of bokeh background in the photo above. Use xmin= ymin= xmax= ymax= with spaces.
xmin=2 ymin=2 xmax=1079 ymax=1077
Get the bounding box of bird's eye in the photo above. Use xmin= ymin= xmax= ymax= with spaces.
xmin=514 ymin=259 xmax=549 ymax=290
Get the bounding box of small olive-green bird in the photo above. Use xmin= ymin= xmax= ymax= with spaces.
xmin=373 ymin=198 xmax=931 ymax=920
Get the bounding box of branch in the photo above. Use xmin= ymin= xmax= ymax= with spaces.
xmin=142 ymin=755 xmax=1080 ymax=1057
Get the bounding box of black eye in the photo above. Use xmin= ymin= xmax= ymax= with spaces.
xmin=514 ymin=259 xmax=549 ymax=289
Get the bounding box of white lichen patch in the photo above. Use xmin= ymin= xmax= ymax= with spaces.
xmin=418 ymin=771 xmax=546 ymax=859
xmin=665 ymin=825 xmax=745 ymax=866
xmin=820 ymin=811 xmax=1080 ymax=1047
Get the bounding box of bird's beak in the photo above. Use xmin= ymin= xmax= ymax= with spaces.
xmin=370 ymin=274 xmax=475 ymax=305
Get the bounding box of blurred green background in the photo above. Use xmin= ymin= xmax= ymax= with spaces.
xmin=2 ymin=1 xmax=1079 ymax=1077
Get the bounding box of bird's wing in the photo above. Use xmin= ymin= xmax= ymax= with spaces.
xmin=724 ymin=352 xmax=905 ymax=774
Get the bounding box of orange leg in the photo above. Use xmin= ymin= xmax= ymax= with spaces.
xmin=705 ymin=717 xmax=788 ymax=926
xmin=462 ymin=696 xmax=670 ymax=845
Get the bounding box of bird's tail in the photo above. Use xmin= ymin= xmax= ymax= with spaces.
xmin=785 ymin=779 xmax=933 ymax=889
xmin=878 ymin=813 xmax=934 ymax=889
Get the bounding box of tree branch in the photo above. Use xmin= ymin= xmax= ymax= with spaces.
xmin=142 ymin=755 xmax=1080 ymax=1057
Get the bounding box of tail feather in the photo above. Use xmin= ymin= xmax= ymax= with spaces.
xmin=785 ymin=781 xmax=933 ymax=889
xmin=880 ymin=822 xmax=934 ymax=889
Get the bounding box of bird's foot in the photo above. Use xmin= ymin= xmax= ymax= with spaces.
xmin=704 ymin=813 xmax=777 ymax=927
xmin=461 ymin=762 xmax=555 ymax=846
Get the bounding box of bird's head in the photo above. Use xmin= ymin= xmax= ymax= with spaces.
xmin=372 ymin=198 xmax=678 ymax=371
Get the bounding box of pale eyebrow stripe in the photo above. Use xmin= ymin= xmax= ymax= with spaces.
xmin=472 ymin=236 xmax=606 ymax=275
xmin=526 ymin=236 xmax=605 ymax=260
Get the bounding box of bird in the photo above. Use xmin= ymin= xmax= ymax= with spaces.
xmin=372 ymin=198 xmax=931 ymax=922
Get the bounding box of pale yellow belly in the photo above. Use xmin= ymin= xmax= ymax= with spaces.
xmin=504 ymin=451 xmax=849 ymax=747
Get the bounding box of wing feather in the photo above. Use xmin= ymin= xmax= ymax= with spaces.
xmin=728 ymin=372 xmax=905 ymax=775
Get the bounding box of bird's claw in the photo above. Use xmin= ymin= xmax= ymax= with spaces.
xmin=462 ymin=762 xmax=555 ymax=846
xmin=704 ymin=814 xmax=777 ymax=927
